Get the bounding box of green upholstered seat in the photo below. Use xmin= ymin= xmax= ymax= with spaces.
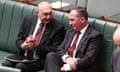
xmin=62 ymin=13 xmax=70 ymax=30
xmin=52 ymin=10 xmax=71 ymax=30
xmin=0 ymin=51 xmax=13 ymax=63
xmin=88 ymin=18 xmax=118 ymax=72
xmin=0 ymin=0 xmax=16 ymax=53
xmin=0 ymin=0 xmax=119 ymax=72
xmin=0 ymin=0 xmax=36 ymax=54
xmin=52 ymin=10 xmax=64 ymax=24
xmin=0 ymin=0 xmax=5 ymax=29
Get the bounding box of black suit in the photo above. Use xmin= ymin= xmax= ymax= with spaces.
xmin=2 ymin=15 xmax=65 ymax=72
xmin=45 ymin=25 xmax=102 ymax=72
xmin=112 ymin=49 xmax=120 ymax=72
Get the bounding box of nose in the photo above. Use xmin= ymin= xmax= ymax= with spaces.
xmin=69 ymin=23 xmax=73 ymax=27
xmin=46 ymin=14 xmax=51 ymax=20
xmin=69 ymin=21 xmax=72 ymax=25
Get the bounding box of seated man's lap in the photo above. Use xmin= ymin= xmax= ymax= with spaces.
xmin=2 ymin=59 xmax=44 ymax=72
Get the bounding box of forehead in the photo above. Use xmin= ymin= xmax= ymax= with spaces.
xmin=41 ymin=8 xmax=52 ymax=13
xmin=38 ymin=4 xmax=52 ymax=13
xmin=69 ymin=10 xmax=78 ymax=17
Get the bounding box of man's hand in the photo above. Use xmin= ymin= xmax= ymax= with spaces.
xmin=65 ymin=57 xmax=80 ymax=70
xmin=21 ymin=35 xmax=38 ymax=50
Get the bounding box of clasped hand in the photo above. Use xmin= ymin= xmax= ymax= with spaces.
xmin=66 ymin=57 xmax=79 ymax=70
xmin=61 ymin=57 xmax=80 ymax=71
xmin=21 ymin=35 xmax=38 ymax=50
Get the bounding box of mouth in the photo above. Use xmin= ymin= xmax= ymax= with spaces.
xmin=43 ymin=20 xmax=50 ymax=24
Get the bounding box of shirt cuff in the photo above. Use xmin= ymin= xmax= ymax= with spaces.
xmin=63 ymin=64 xmax=72 ymax=71
xmin=62 ymin=54 xmax=70 ymax=63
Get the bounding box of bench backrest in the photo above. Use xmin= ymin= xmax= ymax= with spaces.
xmin=88 ymin=18 xmax=118 ymax=72
xmin=0 ymin=0 xmax=119 ymax=72
xmin=0 ymin=0 xmax=36 ymax=53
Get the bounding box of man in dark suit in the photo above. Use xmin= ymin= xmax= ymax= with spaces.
xmin=2 ymin=2 xmax=65 ymax=72
xmin=45 ymin=7 xmax=102 ymax=72
xmin=112 ymin=27 xmax=120 ymax=72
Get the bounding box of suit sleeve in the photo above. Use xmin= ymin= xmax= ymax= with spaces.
xmin=16 ymin=16 xmax=32 ymax=55
xmin=57 ymin=30 xmax=70 ymax=56
xmin=76 ymin=33 xmax=102 ymax=68
xmin=111 ymin=49 xmax=118 ymax=72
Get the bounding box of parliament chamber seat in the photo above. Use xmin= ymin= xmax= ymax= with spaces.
xmin=0 ymin=0 xmax=119 ymax=72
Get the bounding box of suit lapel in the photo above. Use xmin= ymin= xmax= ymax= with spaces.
xmin=76 ymin=25 xmax=92 ymax=56
xmin=29 ymin=16 xmax=38 ymax=35
xmin=40 ymin=22 xmax=52 ymax=44
xmin=65 ymin=30 xmax=76 ymax=50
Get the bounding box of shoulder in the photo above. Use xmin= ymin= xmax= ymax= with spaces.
xmin=65 ymin=29 xmax=74 ymax=35
xmin=113 ymin=49 xmax=120 ymax=58
xmin=112 ymin=49 xmax=120 ymax=64
xmin=49 ymin=18 xmax=65 ymax=30
xmin=88 ymin=26 xmax=102 ymax=38
xmin=24 ymin=15 xmax=37 ymax=20
xmin=21 ymin=15 xmax=37 ymax=27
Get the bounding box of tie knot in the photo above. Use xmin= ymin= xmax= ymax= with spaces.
xmin=76 ymin=31 xmax=80 ymax=35
xmin=40 ymin=23 xmax=44 ymax=27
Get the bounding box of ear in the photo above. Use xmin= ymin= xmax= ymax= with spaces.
xmin=36 ymin=10 xmax=39 ymax=15
xmin=80 ymin=17 xmax=86 ymax=23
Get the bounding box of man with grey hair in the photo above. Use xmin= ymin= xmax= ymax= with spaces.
xmin=2 ymin=2 xmax=65 ymax=72
xmin=112 ymin=27 xmax=120 ymax=72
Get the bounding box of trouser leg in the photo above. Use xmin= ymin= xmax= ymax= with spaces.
xmin=45 ymin=52 xmax=64 ymax=72
xmin=2 ymin=60 xmax=17 ymax=67
xmin=15 ymin=59 xmax=44 ymax=72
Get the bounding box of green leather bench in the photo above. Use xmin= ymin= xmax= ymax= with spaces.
xmin=0 ymin=0 xmax=119 ymax=72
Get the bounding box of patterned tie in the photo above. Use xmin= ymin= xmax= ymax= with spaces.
xmin=35 ymin=23 xmax=44 ymax=43
xmin=67 ymin=31 xmax=80 ymax=57
xmin=27 ymin=24 xmax=44 ymax=58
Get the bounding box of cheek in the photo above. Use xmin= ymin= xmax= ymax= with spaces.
xmin=75 ymin=21 xmax=80 ymax=27
xmin=115 ymin=41 xmax=120 ymax=47
xmin=41 ymin=15 xmax=46 ymax=20
xmin=37 ymin=13 xmax=45 ymax=19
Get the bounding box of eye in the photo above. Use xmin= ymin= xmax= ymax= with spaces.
xmin=69 ymin=19 xmax=74 ymax=21
xmin=43 ymin=12 xmax=52 ymax=16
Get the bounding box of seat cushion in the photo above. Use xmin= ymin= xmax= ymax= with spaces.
xmin=0 ymin=51 xmax=14 ymax=63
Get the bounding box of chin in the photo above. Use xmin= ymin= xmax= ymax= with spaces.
xmin=43 ymin=21 xmax=49 ymax=24
xmin=73 ymin=28 xmax=77 ymax=31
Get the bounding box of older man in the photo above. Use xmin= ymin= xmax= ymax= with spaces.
xmin=2 ymin=2 xmax=65 ymax=72
xmin=112 ymin=27 xmax=120 ymax=72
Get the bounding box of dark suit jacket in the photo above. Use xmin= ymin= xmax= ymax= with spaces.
xmin=57 ymin=25 xmax=102 ymax=72
xmin=16 ymin=15 xmax=65 ymax=59
xmin=112 ymin=49 xmax=120 ymax=72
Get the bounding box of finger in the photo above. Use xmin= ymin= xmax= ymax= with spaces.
xmin=74 ymin=58 xmax=80 ymax=64
xmin=71 ymin=64 xmax=76 ymax=70
xmin=60 ymin=66 xmax=64 ymax=71
xmin=26 ymin=35 xmax=34 ymax=41
xmin=76 ymin=58 xmax=80 ymax=60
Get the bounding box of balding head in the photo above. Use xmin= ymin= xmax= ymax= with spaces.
xmin=38 ymin=2 xmax=52 ymax=11
xmin=37 ymin=2 xmax=52 ymax=24
xmin=113 ymin=27 xmax=120 ymax=51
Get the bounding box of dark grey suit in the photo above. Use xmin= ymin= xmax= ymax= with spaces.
xmin=45 ymin=25 xmax=102 ymax=72
xmin=112 ymin=49 xmax=120 ymax=72
xmin=2 ymin=15 xmax=65 ymax=72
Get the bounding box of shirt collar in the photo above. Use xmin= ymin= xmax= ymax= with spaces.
xmin=80 ymin=24 xmax=88 ymax=34
xmin=37 ymin=17 xmax=41 ymax=24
